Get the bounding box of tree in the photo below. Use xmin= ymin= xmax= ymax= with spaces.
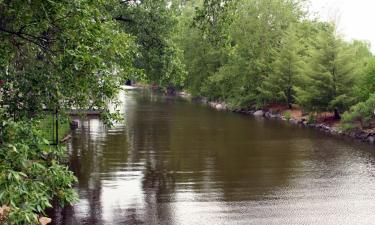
xmin=115 ymin=0 xmax=186 ymax=89
xmin=175 ymin=0 xmax=233 ymax=97
xmin=193 ymin=0 xmax=235 ymax=45
xmin=354 ymin=57 xmax=375 ymax=101
xmin=0 ymin=0 xmax=137 ymax=120
xmin=204 ymin=0 xmax=305 ymax=107
xmin=258 ymin=27 xmax=303 ymax=108
xmin=295 ymin=25 xmax=356 ymax=119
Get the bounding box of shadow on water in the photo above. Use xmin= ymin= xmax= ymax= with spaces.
xmin=50 ymin=89 xmax=375 ymax=225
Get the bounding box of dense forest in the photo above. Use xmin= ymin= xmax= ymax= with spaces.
xmin=1 ymin=0 xmax=375 ymax=224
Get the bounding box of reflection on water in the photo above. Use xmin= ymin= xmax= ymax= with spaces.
xmin=50 ymin=90 xmax=375 ymax=225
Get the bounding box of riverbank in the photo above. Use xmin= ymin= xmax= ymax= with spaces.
xmin=184 ymin=95 xmax=375 ymax=145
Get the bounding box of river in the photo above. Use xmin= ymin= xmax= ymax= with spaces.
xmin=50 ymin=89 xmax=375 ymax=225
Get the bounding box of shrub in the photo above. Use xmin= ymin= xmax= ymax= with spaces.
xmin=0 ymin=120 xmax=78 ymax=224
xmin=284 ymin=111 xmax=292 ymax=121
xmin=342 ymin=94 xmax=375 ymax=130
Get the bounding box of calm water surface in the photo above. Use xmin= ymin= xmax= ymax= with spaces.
xmin=50 ymin=90 xmax=375 ymax=225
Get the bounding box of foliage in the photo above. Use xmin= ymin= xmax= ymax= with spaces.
xmin=0 ymin=119 xmax=78 ymax=224
xmin=114 ymin=0 xmax=186 ymax=88
xmin=201 ymin=0 xmax=304 ymax=107
xmin=342 ymin=94 xmax=375 ymax=130
xmin=173 ymin=0 xmax=235 ymax=97
xmin=284 ymin=111 xmax=292 ymax=121
xmin=355 ymin=57 xmax=375 ymax=102
xmin=295 ymin=25 xmax=356 ymax=114
xmin=258 ymin=27 xmax=303 ymax=107
xmin=0 ymin=0 xmax=137 ymax=120
xmin=38 ymin=115 xmax=70 ymax=143
xmin=193 ymin=0 xmax=235 ymax=45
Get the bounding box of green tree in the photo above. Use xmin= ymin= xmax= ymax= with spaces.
xmin=115 ymin=0 xmax=186 ymax=90
xmin=175 ymin=0 xmax=233 ymax=96
xmin=258 ymin=27 xmax=303 ymax=108
xmin=0 ymin=0 xmax=136 ymax=120
xmin=356 ymin=57 xmax=375 ymax=100
xmin=204 ymin=0 xmax=305 ymax=107
xmin=295 ymin=26 xmax=356 ymax=118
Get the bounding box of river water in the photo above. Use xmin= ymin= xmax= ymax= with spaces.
xmin=50 ymin=89 xmax=375 ymax=225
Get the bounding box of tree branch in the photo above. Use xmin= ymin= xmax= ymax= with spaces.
xmin=0 ymin=26 xmax=54 ymax=54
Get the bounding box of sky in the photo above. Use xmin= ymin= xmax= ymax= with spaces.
xmin=309 ymin=0 xmax=375 ymax=52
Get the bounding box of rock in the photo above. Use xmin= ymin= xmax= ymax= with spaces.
xmin=39 ymin=217 xmax=52 ymax=225
xmin=368 ymin=136 xmax=375 ymax=144
xmin=290 ymin=119 xmax=298 ymax=125
xmin=265 ymin=111 xmax=279 ymax=119
xmin=215 ymin=103 xmax=226 ymax=110
xmin=253 ymin=110 xmax=264 ymax=117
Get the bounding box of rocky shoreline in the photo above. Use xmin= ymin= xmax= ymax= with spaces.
xmin=194 ymin=97 xmax=375 ymax=145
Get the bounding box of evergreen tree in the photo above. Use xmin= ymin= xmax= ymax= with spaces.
xmin=258 ymin=27 xmax=303 ymax=108
xmin=295 ymin=26 xmax=356 ymax=119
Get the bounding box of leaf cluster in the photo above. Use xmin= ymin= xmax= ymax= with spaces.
xmin=0 ymin=119 xmax=78 ymax=224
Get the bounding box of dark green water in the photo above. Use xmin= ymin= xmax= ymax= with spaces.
xmin=50 ymin=90 xmax=375 ymax=225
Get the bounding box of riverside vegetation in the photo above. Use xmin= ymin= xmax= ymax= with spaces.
xmin=1 ymin=0 xmax=375 ymax=224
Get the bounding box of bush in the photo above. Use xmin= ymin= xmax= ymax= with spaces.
xmin=284 ymin=111 xmax=292 ymax=121
xmin=0 ymin=120 xmax=78 ymax=224
xmin=342 ymin=94 xmax=375 ymax=130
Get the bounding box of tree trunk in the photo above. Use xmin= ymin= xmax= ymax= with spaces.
xmin=287 ymin=86 xmax=292 ymax=109
xmin=334 ymin=108 xmax=341 ymax=120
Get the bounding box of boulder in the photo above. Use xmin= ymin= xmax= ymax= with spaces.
xmin=253 ymin=110 xmax=264 ymax=117
xmin=368 ymin=136 xmax=375 ymax=144
xmin=289 ymin=119 xmax=299 ymax=125
xmin=215 ymin=103 xmax=226 ymax=110
xmin=264 ymin=112 xmax=272 ymax=118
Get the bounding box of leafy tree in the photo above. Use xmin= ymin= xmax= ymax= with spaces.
xmin=175 ymin=0 xmax=233 ymax=96
xmin=295 ymin=26 xmax=356 ymax=118
xmin=115 ymin=0 xmax=186 ymax=89
xmin=193 ymin=0 xmax=235 ymax=45
xmin=204 ymin=0 xmax=305 ymax=107
xmin=0 ymin=0 xmax=136 ymax=120
xmin=354 ymin=57 xmax=375 ymax=101
xmin=258 ymin=27 xmax=303 ymax=108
